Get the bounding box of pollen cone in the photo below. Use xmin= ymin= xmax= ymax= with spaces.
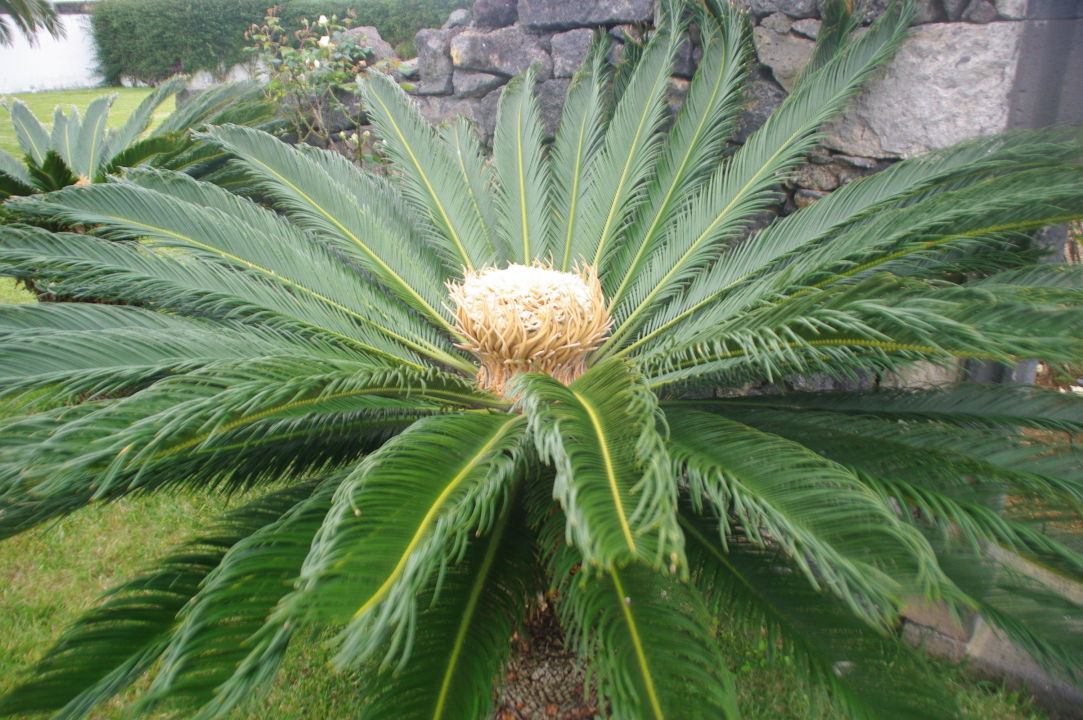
xmin=448 ymin=263 xmax=611 ymax=396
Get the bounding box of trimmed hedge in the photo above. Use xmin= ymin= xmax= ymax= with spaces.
xmin=91 ymin=0 xmax=465 ymax=85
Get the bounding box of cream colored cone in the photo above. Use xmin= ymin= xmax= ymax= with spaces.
xmin=448 ymin=262 xmax=611 ymax=396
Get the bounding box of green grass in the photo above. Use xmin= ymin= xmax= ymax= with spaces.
xmin=0 ymin=87 xmax=171 ymax=157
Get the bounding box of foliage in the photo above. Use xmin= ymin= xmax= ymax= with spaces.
xmin=1 ymin=1 xmax=1082 ymax=719
xmin=0 ymin=78 xmax=278 ymax=200
xmin=0 ymin=0 xmax=62 ymax=46
xmin=91 ymin=0 xmax=464 ymax=85
xmin=245 ymin=11 xmax=380 ymax=161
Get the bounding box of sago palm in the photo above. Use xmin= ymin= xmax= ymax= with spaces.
xmin=0 ymin=0 xmax=62 ymax=46
xmin=2 ymin=1 xmax=1082 ymax=718
xmin=0 ymin=78 xmax=278 ymax=199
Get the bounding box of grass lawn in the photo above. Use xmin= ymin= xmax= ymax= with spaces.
xmin=0 ymin=90 xmax=1058 ymax=720
xmin=0 ymin=87 xmax=168 ymax=157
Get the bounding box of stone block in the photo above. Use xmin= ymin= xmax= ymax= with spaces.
xmin=339 ymin=26 xmax=397 ymax=63
xmin=995 ymin=0 xmax=1028 ymax=19
xmin=442 ymin=8 xmax=471 ymax=29
xmin=962 ymin=0 xmax=998 ymax=22
xmin=451 ymin=26 xmax=553 ymax=79
xmin=536 ymin=77 xmax=572 ymax=137
xmin=519 ymin=0 xmax=654 ymax=30
xmin=752 ymin=23 xmax=815 ymax=91
xmin=734 ymin=77 xmax=786 ymax=143
xmin=733 ymin=0 xmax=818 ymax=18
xmin=551 ymin=28 xmax=594 ymax=77
xmin=412 ymin=89 xmax=503 ymax=142
xmin=414 ymin=29 xmax=453 ymax=94
xmin=791 ymin=18 xmax=821 ymax=38
xmin=453 ymin=69 xmax=506 ymax=97
xmin=823 ymin=21 xmax=1024 ymax=158
xmin=473 ymin=0 xmax=518 ymax=28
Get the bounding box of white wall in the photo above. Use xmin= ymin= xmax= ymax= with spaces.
xmin=0 ymin=14 xmax=103 ymax=94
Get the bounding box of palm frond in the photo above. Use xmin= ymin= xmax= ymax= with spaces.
xmin=0 ymin=361 xmax=471 ymax=538
xmin=551 ymin=35 xmax=610 ymax=271
xmin=492 ymin=67 xmax=555 ymax=264
xmin=7 ymin=98 xmax=49 ymax=164
xmin=143 ymin=477 xmax=341 ymax=719
xmin=514 ymin=358 xmax=683 ymax=571
xmin=604 ymin=2 xmax=751 ymax=306
xmin=8 ymin=171 xmax=465 ymax=370
xmin=617 ymin=132 xmax=1083 ymax=359
xmin=573 ymin=17 xmax=681 ymax=270
xmin=602 ymin=3 xmax=912 ymax=353
xmin=667 ymin=409 xmax=942 ymax=626
xmin=0 ymin=481 xmax=319 ymax=720
xmin=110 ymin=75 xmax=187 ymax=152
xmin=0 ymin=224 xmax=446 ymax=367
xmin=0 ymin=147 xmax=33 ymax=196
xmin=682 ymin=514 xmax=959 ymax=720
xmin=290 ymin=412 xmax=526 ymax=667
xmin=360 ymin=72 xmax=497 ymax=270
xmin=442 ymin=117 xmax=504 ymax=262
xmin=199 ymin=125 xmax=458 ymax=336
xmin=359 ymin=500 xmax=538 ymax=720
xmin=544 ymin=515 xmax=739 ymax=720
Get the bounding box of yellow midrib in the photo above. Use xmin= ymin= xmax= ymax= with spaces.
xmin=351 ymin=415 xmax=522 ymax=620
xmin=571 ymin=389 xmax=637 ymax=554
xmin=610 ymin=569 xmax=665 ymax=720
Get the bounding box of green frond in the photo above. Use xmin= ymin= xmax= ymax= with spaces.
xmin=604 ymin=2 xmax=751 ymax=306
xmin=361 ymin=72 xmax=497 ymax=271
xmin=514 ymin=358 xmax=683 ymax=571
xmin=359 ymin=501 xmax=539 ymax=720
xmin=68 ymin=93 xmax=113 ymax=180
xmin=441 ymin=117 xmax=504 ymax=262
xmin=0 ymin=225 xmax=448 ymax=368
xmin=8 ymin=171 xmax=466 ymax=370
xmin=711 ymin=382 xmax=1083 ymax=433
xmin=200 ymin=125 xmax=459 ymax=338
xmin=291 ymin=412 xmax=527 ymax=668
xmin=7 ymin=98 xmax=49 ymax=164
xmin=573 ymin=20 xmax=681 ymax=270
xmin=0 ymin=146 xmax=32 ymax=190
xmin=0 ymin=360 xmax=469 ymax=538
xmin=0 ymin=301 xmax=339 ymax=400
xmin=667 ymin=409 xmax=942 ymax=626
xmin=684 ymin=400 xmax=1083 ymax=511
xmin=0 ymin=481 xmax=320 ymax=720
xmin=797 ymin=0 xmax=859 ymax=83
xmin=682 ymin=515 xmax=959 ymax=720
xmin=109 ymin=75 xmax=187 ymax=152
xmin=144 ymin=477 xmax=341 ymax=719
xmin=544 ymin=516 xmax=738 ymax=720
xmin=492 ymin=67 xmax=555 ymax=264
xmin=551 ymin=35 xmax=610 ymax=271
xmin=616 ymin=131 xmax=1083 ymax=359
xmin=602 ymin=4 xmax=912 ymax=354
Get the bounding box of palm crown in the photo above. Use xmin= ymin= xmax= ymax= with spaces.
xmin=2 ymin=1 xmax=1083 ymax=718
xmin=0 ymin=78 xmax=277 ymax=199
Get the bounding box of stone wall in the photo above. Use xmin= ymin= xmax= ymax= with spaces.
xmin=404 ymin=0 xmax=1034 ymax=217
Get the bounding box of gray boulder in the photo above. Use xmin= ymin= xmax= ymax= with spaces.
xmin=450 ymin=26 xmax=553 ymax=79
xmin=962 ymin=0 xmax=999 ymax=22
xmin=551 ymin=28 xmax=594 ymax=77
xmin=519 ymin=0 xmax=654 ymax=30
xmin=454 ymin=69 xmax=507 ymax=97
xmin=339 ymin=26 xmax=397 ymax=63
xmin=752 ymin=21 xmax=815 ymax=92
xmin=733 ymin=0 xmax=818 ymax=19
xmin=536 ymin=78 xmax=572 ymax=137
xmin=823 ymin=21 xmax=1025 ymax=158
xmin=473 ymin=0 xmax=518 ymax=28
xmin=442 ymin=8 xmax=471 ymax=29
xmin=734 ymin=77 xmax=786 ymax=143
xmin=414 ymin=28 xmax=453 ymax=94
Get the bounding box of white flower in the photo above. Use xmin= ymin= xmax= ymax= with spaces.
xmin=313 ymin=59 xmax=321 ymax=68
xmin=318 ymin=35 xmax=331 ymax=48
xmin=317 ymin=14 xmax=328 ymax=25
